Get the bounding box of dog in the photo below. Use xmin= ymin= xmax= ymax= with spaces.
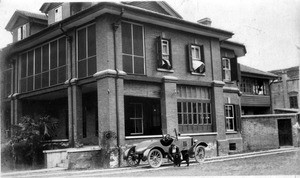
xmin=168 ymin=144 xmax=189 ymax=167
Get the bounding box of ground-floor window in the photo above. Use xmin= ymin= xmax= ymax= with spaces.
xmin=225 ymin=105 xmax=235 ymax=131
xmin=124 ymin=96 xmax=161 ymax=136
xmin=177 ymin=101 xmax=212 ymax=133
xmin=225 ymin=104 xmax=241 ymax=132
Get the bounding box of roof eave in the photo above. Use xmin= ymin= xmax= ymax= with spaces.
xmin=221 ymin=40 xmax=247 ymax=57
xmin=7 ymin=2 xmax=234 ymax=54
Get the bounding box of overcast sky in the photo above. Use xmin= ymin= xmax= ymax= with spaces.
xmin=0 ymin=0 xmax=299 ymax=71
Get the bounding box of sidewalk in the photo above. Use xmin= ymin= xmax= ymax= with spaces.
xmin=2 ymin=147 xmax=299 ymax=177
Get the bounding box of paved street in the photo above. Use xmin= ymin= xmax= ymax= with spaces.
xmin=2 ymin=148 xmax=300 ymax=177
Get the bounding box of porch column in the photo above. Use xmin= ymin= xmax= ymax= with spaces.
xmin=212 ymin=80 xmax=228 ymax=156
xmin=94 ymin=70 xmax=125 ymax=146
xmin=161 ymin=76 xmax=178 ymax=136
xmin=69 ymin=79 xmax=83 ymax=147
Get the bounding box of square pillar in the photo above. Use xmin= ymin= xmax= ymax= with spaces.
xmin=212 ymin=80 xmax=228 ymax=156
xmin=94 ymin=70 xmax=125 ymax=168
xmin=161 ymin=76 xmax=178 ymax=136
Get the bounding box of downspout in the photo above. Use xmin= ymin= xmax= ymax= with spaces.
xmin=269 ymin=78 xmax=277 ymax=114
xmin=112 ymin=8 xmax=124 ymax=167
xmin=60 ymin=24 xmax=74 ymax=146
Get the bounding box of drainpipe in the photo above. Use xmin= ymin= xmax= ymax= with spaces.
xmin=112 ymin=8 xmax=124 ymax=167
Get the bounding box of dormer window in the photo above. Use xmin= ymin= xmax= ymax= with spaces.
xmin=17 ymin=24 xmax=27 ymax=41
xmin=54 ymin=6 xmax=62 ymax=22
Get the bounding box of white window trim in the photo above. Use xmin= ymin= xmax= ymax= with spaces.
xmin=191 ymin=45 xmax=201 ymax=61
xmin=225 ymin=105 xmax=235 ymax=131
xmin=222 ymin=58 xmax=231 ymax=81
xmin=161 ymin=39 xmax=169 ymax=55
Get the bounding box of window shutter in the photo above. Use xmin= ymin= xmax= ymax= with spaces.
xmin=157 ymin=36 xmax=162 ymax=68
xmin=230 ymin=57 xmax=239 ymax=81
xmin=187 ymin=44 xmax=193 ymax=72
xmin=222 ymin=59 xmax=225 ymax=80
xmin=224 ymin=105 xmax=227 ymax=131
xmin=169 ymin=39 xmax=172 ymax=68
xmin=234 ymin=104 xmax=241 ymax=132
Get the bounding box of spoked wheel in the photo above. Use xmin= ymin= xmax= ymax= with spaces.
xmin=194 ymin=146 xmax=205 ymax=163
xmin=148 ymin=149 xmax=163 ymax=168
xmin=126 ymin=148 xmax=140 ymax=167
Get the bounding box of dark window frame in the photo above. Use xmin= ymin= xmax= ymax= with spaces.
xmin=157 ymin=36 xmax=172 ymax=70
xmin=121 ymin=21 xmax=145 ymax=75
xmin=76 ymin=23 xmax=96 ymax=78
xmin=19 ymin=37 xmax=67 ymax=93
xmin=187 ymin=43 xmax=205 ymax=74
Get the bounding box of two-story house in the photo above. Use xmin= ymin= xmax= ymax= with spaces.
xmin=1 ymin=1 xmax=246 ymax=168
xmin=239 ymin=64 xmax=278 ymax=115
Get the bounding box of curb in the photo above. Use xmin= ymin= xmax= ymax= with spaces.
xmin=2 ymin=147 xmax=299 ymax=176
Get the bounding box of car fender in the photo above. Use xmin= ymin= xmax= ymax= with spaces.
xmin=142 ymin=148 xmax=152 ymax=160
xmin=189 ymin=141 xmax=208 ymax=155
xmin=123 ymin=146 xmax=135 ymax=160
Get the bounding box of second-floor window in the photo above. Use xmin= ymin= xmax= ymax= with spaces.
xmin=240 ymin=77 xmax=269 ymax=95
xmin=188 ymin=44 xmax=205 ymax=74
xmin=77 ymin=24 xmax=96 ymax=78
xmin=157 ymin=37 xmax=172 ymax=70
xmin=122 ymin=22 xmax=145 ymax=75
xmin=17 ymin=24 xmax=27 ymax=41
xmin=222 ymin=58 xmax=231 ymax=81
xmin=19 ymin=37 xmax=67 ymax=93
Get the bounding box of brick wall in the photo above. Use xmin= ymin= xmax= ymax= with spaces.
xmin=241 ymin=113 xmax=299 ymax=151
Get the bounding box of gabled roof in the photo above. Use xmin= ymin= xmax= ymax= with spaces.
xmin=122 ymin=1 xmax=183 ymax=19
xmin=240 ymin=64 xmax=278 ymax=79
xmin=5 ymin=10 xmax=47 ymax=31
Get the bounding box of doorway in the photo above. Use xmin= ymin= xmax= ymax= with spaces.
xmin=277 ymin=119 xmax=293 ymax=146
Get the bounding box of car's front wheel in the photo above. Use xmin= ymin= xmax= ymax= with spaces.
xmin=148 ymin=148 xmax=163 ymax=168
xmin=194 ymin=145 xmax=205 ymax=163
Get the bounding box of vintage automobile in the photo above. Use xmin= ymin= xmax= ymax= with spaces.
xmin=123 ymin=130 xmax=208 ymax=168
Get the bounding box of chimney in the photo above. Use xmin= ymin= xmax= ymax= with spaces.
xmin=197 ymin=18 xmax=212 ymax=26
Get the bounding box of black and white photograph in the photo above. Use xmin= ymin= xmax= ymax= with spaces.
xmin=0 ymin=0 xmax=299 ymax=177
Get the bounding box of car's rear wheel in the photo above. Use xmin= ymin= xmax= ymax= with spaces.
xmin=194 ymin=145 xmax=205 ymax=163
xmin=126 ymin=148 xmax=140 ymax=167
xmin=148 ymin=148 xmax=163 ymax=168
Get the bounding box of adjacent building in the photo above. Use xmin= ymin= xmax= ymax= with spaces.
xmin=269 ymin=66 xmax=299 ymax=113
xmin=239 ymin=64 xmax=278 ymax=115
xmin=1 ymin=1 xmax=247 ymax=168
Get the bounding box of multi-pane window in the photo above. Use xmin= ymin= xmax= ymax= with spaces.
xmin=122 ymin=22 xmax=145 ymax=75
xmin=178 ymin=101 xmax=211 ymax=125
xmin=129 ymin=103 xmax=143 ymax=135
xmin=77 ymin=24 xmax=96 ymax=78
xmin=222 ymin=58 xmax=231 ymax=81
xmin=289 ymin=96 xmax=298 ymax=109
xmin=188 ymin=44 xmax=205 ymax=74
xmin=157 ymin=37 xmax=172 ymax=70
xmin=17 ymin=24 xmax=27 ymax=41
xmin=240 ymin=77 xmax=269 ymax=95
xmin=225 ymin=105 xmax=235 ymax=131
xmin=19 ymin=37 xmax=67 ymax=93
xmin=177 ymin=85 xmax=212 ymax=133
